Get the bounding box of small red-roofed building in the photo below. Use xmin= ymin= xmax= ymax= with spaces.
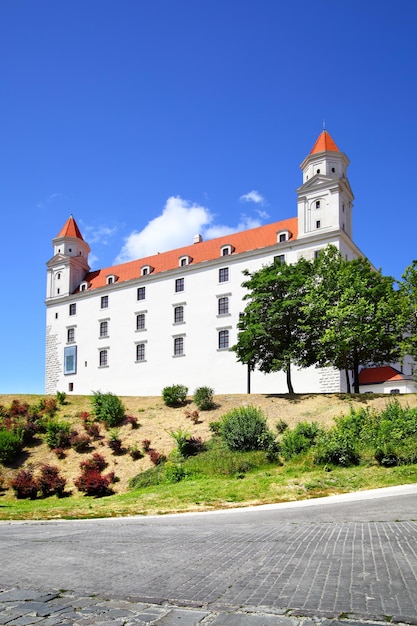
xmin=358 ymin=366 xmax=417 ymax=395
xmin=45 ymin=131 xmax=395 ymax=396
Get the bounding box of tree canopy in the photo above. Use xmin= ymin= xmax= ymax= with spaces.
xmin=233 ymin=246 xmax=404 ymax=394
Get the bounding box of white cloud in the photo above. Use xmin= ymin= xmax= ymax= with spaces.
xmin=37 ymin=193 xmax=64 ymax=209
xmin=84 ymin=224 xmax=118 ymax=245
xmin=239 ymin=190 xmax=266 ymax=205
xmin=114 ymin=196 xmax=269 ymax=264
xmin=114 ymin=196 xmax=214 ymax=264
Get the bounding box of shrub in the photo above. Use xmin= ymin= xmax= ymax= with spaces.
xmin=108 ymin=430 xmax=123 ymax=454
xmin=149 ymin=450 xmax=167 ymax=465
xmin=275 ymin=419 xmax=288 ymax=434
xmin=209 ymin=421 xmax=222 ymax=436
xmin=91 ymin=391 xmax=125 ymax=428
xmin=165 ymin=462 xmax=186 ymax=483
xmin=45 ymin=420 xmax=71 ymax=449
xmin=170 ymin=430 xmax=206 ymax=457
xmin=56 ymin=391 xmax=67 ymax=405
xmin=74 ymin=469 xmax=112 ymax=497
xmin=70 ymin=432 xmax=92 ymax=453
xmin=125 ymin=415 xmax=139 ymax=429
xmin=280 ymin=421 xmax=321 ymax=460
xmin=162 ymin=384 xmax=188 ymax=407
xmin=142 ymin=439 xmax=151 ymax=452
xmin=129 ymin=445 xmax=143 ymax=460
xmin=53 ymin=447 xmax=66 ymax=459
xmin=0 ymin=428 xmax=23 ymax=464
xmin=185 ymin=409 xmax=200 ymax=424
xmin=314 ymin=430 xmax=360 ymax=467
xmin=219 ymin=405 xmax=274 ymax=452
xmin=37 ymin=464 xmax=66 ymax=497
xmin=85 ymin=422 xmax=101 ymax=439
xmin=193 ymin=387 xmax=215 ymax=410
xmin=80 ymin=453 xmax=108 ymax=473
xmin=42 ymin=397 xmax=58 ymax=417
xmin=11 ymin=469 xmax=38 ymax=499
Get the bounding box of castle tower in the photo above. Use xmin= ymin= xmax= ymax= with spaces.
xmin=296 ymin=130 xmax=354 ymax=239
xmin=46 ymin=215 xmax=90 ymax=299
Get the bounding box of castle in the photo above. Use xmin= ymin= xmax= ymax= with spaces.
xmin=45 ymin=130 xmax=371 ymax=396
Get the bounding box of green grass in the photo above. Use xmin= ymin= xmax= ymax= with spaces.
xmin=1 ymin=447 xmax=416 ymax=521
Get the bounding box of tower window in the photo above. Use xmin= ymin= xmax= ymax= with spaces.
xmin=174 ymin=305 xmax=184 ymax=323
xmin=101 ymin=296 xmax=108 ymax=309
xmin=316 ymin=220 xmax=321 ymax=229
xmin=218 ymin=297 xmax=229 ymax=316
xmin=67 ymin=327 xmax=75 ymax=343
xmin=99 ymin=321 xmax=108 ymax=338
xmin=69 ymin=303 xmax=76 ymax=316
xmin=331 ymin=167 xmax=335 ymax=173
xmin=219 ymin=268 xmax=229 ymax=283
xmin=174 ymin=337 xmax=184 ymax=356
xmin=316 ymin=169 xmax=320 ymax=174
xmin=136 ymin=343 xmax=146 ymax=362
xmin=136 ymin=313 xmax=146 ymax=330
xmin=218 ymin=329 xmax=230 ymax=350
xmin=99 ymin=350 xmax=108 ymax=367
xmin=315 ymin=200 xmax=320 ymax=209
xmin=137 ymin=287 xmax=146 ymax=300
xmin=175 ymin=278 xmax=184 ymax=293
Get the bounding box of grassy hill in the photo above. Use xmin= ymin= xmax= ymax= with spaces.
xmin=1 ymin=392 xmax=417 ymax=520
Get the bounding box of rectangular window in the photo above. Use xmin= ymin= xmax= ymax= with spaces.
xmin=174 ymin=305 xmax=184 ymax=323
xmin=69 ymin=303 xmax=76 ymax=316
xmin=218 ymin=297 xmax=229 ymax=315
xmin=316 ymin=220 xmax=321 ymax=229
xmin=99 ymin=350 xmax=108 ymax=367
xmin=67 ymin=327 xmax=75 ymax=343
xmin=101 ymin=296 xmax=108 ymax=309
xmin=219 ymin=267 xmax=229 ymax=283
xmin=136 ymin=343 xmax=145 ymax=362
xmin=175 ymin=278 xmax=184 ymax=292
xmin=64 ymin=346 xmax=77 ymax=374
xmin=279 ymin=233 xmax=286 ymax=242
xmin=99 ymin=321 xmax=108 ymax=337
xmin=274 ymin=254 xmax=285 ymax=265
xmin=174 ymin=336 xmax=184 ymax=356
xmin=218 ymin=330 xmax=229 ymax=350
xmin=137 ymin=287 xmax=146 ymax=300
xmin=136 ymin=313 xmax=145 ymax=330
xmin=315 ymin=200 xmax=321 ymax=209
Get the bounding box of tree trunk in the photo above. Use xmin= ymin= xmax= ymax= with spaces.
xmin=353 ymin=351 xmax=360 ymax=393
xmin=286 ymin=362 xmax=295 ymax=394
xmin=344 ymin=368 xmax=351 ymax=394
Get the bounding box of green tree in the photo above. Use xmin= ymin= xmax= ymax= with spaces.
xmin=233 ymin=256 xmax=315 ymax=393
xmin=304 ymin=247 xmax=403 ymax=393
xmin=399 ymin=261 xmax=417 ymax=364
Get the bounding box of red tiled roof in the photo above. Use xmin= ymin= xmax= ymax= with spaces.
xmin=82 ymin=216 xmax=298 ymax=291
xmin=56 ymin=215 xmax=85 ymax=241
xmin=358 ymin=366 xmax=406 ymax=385
xmin=310 ymin=130 xmax=340 ymax=155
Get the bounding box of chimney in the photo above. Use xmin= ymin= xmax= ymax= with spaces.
xmin=193 ymin=234 xmax=203 ymax=244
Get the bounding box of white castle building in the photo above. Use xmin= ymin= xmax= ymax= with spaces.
xmin=45 ymin=130 xmax=369 ymax=396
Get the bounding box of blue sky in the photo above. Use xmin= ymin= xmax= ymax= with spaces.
xmin=1 ymin=0 xmax=417 ymax=394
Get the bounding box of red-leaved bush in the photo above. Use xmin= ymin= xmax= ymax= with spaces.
xmin=79 ymin=453 xmax=108 ymax=473
xmin=37 ymin=464 xmax=66 ymax=497
xmin=74 ymin=469 xmax=112 ymax=496
xmin=11 ymin=469 xmax=38 ymax=499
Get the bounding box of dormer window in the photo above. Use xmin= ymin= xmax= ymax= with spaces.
xmin=179 ymin=255 xmax=192 ymax=267
xmin=80 ymin=281 xmax=89 ymax=291
xmin=141 ymin=265 xmax=153 ymax=277
xmin=220 ymin=245 xmax=234 ymax=257
xmin=106 ymin=274 xmax=118 ymax=285
xmin=277 ymin=230 xmax=292 ymax=243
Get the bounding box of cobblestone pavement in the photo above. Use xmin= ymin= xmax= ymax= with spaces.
xmin=1 ymin=487 xmax=417 ymax=625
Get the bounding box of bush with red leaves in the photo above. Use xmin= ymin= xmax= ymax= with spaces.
xmin=11 ymin=469 xmax=38 ymax=499
xmin=70 ymin=432 xmax=92 ymax=452
xmin=74 ymin=469 xmax=112 ymax=496
xmin=142 ymin=439 xmax=151 ymax=452
xmin=79 ymin=453 xmax=108 ymax=473
xmin=124 ymin=415 xmax=139 ymax=429
xmin=37 ymin=464 xmax=66 ymax=497
xmin=149 ymin=450 xmax=167 ymax=466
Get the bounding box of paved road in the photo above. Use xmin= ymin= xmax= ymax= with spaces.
xmin=1 ymin=485 xmax=417 ymax=625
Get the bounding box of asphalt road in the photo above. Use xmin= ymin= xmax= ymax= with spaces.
xmin=1 ymin=485 xmax=417 ymax=622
